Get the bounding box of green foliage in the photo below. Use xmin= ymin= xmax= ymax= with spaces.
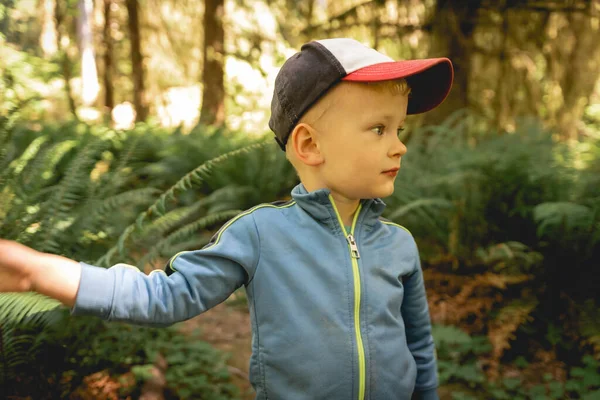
xmin=490 ymin=353 xmax=600 ymax=400
xmin=0 ymin=40 xmax=58 ymax=117
xmin=387 ymin=115 xmax=575 ymax=264
xmin=69 ymin=320 xmax=239 ymax=400
xmin=434 ymin=324 xmax=600 ymax=399
xmin=432 ymin=324 xmax=490 ymax=387
xmin=4 ymin=312 xmax=238 ymax=399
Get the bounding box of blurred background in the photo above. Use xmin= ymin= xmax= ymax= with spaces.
xmin=0 ymin=0 xmax=599 ymax=399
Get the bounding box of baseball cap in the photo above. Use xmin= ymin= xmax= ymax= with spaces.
xmin=269 ymin=38 xmax=454 ymax=150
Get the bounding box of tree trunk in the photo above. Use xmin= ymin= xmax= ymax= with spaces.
xmin=426 ymin=0 xmax=481 ymax=123
xmin=54 ymin=0 xmax=78 ymax=119
xmin=125 ymin=0 xmax=148 ymax=122
xmin=102 ymin=0 xmax=114 ymax=117
xmin=40 ymin=0 xmax=58 ymax=58
xmin=78 ymin=0 xmax=100 ymax=106
xmin=555 ymin=12 xmax=600 ymax=139
xmin=199 ymin=0 xmax=225 ymax=127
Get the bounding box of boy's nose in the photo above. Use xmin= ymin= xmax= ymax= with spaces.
xmin=389 ymin=136 xmax=408 ymax=158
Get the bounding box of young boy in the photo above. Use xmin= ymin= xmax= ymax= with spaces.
xmin=0 ymin=38 xmax=453 ymax=400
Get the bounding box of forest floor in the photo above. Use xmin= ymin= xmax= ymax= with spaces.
xmin=183 ymin=298 xmax=255 ymax=400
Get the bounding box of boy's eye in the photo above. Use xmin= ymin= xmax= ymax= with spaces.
xmin=370 ymin=126 xmax=406 ymax=137
xmin=371 ymin=126 xmax=385 ymax=135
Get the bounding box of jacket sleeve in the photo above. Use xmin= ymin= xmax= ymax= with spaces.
xmin=402 ymin=239 xmax=439 ymax=400
xmin=71 ymin=212 xmax=260 ymax=327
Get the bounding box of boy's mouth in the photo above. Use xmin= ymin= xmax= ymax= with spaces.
xmin=382 ymin=168 xmax=399 ymax=177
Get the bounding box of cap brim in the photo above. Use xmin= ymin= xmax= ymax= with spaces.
xmin=342 ymin=58 xmax=453 ymax=114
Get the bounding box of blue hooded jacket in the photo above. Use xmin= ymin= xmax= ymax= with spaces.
xmin=72 ymin=183 xmax=439 ymax=400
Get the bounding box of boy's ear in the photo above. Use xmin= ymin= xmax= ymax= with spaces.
xmin=289 ymin=123 xmax=324 ymax=166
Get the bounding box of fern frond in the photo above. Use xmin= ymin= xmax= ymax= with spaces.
xmin=135 ymin=200 xmax=208 ymax=240
xmin=0 ymin=293 xmax=62 ymax=325
xmin=88 ymin=187 xmax=161 ymax=222
xmin=163 ymin=210 xmax=241 ymax=248
xmin=0 ymin=324 xmax=30 ymax=385
xmin=92 ymin=130 xmax=144 ymax=200
xmin=157 ymin=234 xmax=213 ymax=258
xmin=578 ymin=300 xmax=600 ymax=359
xmin=414 ymin=170 xmax=486 ymax=190
xmin=146 ymin=142 xmax=267 ymax=218
xmin=534 ymin=202 xmax=594 ymax=238
xmin=431 ymin=324 xmax=473 ymax=346
xmin=202 ymin=185 xmax=256 ymax=213
xmin=34 ymin=137 xmax=110 ymax=253
xmin=0 ymin=295 xmax=64 ymax=387
xmin=112 ymin=130 xmax=144 ymax=174
xmin=22 ymin=140 xmax=78 ymax=193
xmin=100 ymin=142 xmax=268 ymax=266
xmin=64 ymin=188 xmax=162 ymax=258
xmin=475 ymin=241 xmax=544 ymax=274
xmin=135 ymin=210 xmax=240 ymax=269
xmin=9 ymin=135 xmax=48 ymax=176
xmin=0 ymin=105 xmax=19 ymax=186
xmin=0 ymin=140 xmax=79 ymax=239
xmin=386 ymin=198 xmax=453 ymax=221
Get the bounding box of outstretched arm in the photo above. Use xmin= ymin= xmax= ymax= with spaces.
xmin=0 ymin=212 xmax=260 ymax=326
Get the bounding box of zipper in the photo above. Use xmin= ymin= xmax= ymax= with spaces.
xmin=329 ymin=195 xmax=365 ymax=400
xmin=347 ymin=234 xmax=360 ymax=258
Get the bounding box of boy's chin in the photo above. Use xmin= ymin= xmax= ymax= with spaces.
xmin=363 ymin=185 xmax=395 ymax=199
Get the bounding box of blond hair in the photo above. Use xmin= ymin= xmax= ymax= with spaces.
xmin=363 ymin=78 xmax=411 ymax=96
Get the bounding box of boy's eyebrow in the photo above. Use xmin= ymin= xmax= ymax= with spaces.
xmin=367 ymin=114 xmax=406 ymax=125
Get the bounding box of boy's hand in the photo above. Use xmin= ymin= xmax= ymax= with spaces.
xmin=0 ymin=239 xmax=38 ymax=292
xmin=0 ymin=239 xmax=82 ymax=307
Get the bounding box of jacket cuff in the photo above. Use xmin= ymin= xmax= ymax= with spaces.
xmin=70 ymin=262 xmax=115 ymax=319
xmin=412 ymin=388 xmax=439 ymax=400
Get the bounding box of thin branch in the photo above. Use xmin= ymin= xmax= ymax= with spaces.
xmin=479 ymin=0 xmax=592 ymax=15
xmin=305 ymin=21 xmax=432 ymax=37
xmin=302 ymin=0 xmax=380 ymax=34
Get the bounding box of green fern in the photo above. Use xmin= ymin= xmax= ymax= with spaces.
xmin=578 ymin=300 xmax=600 ymax=359
xmin=0 ymin=140 xmax=79 ymax=240
xmin=475 ymin=241 xmax=543 ymax=275
xmin=534 ymin=202 xmax=597 ymax=240
xmin=8 ymin=135 xmax=48 ymax=175
xmin=135 ymin=210 xmax=240 ymax=269
xmin=135 ymin=203 xmax=205 ymax=241
xmin=386 ymin=198 xmax=454 ymax=222
xmin=30 ymin=137 xmax=110 ymax=253
xmin=0 ymin=293 xmax=64 ymax=387
xmin=21 ymin=139 xmax=78 ymax=194
xmin=0 ymin=123 xmax=168 ymax=390
xmin=200 ymin=185 xmax=257 ymax=213
xmin=99 ymin=142 xmax=269 ymax=266
xmin=69 ymin=187 xmax=162 ymax=237
xmin=0 ymin=293 xmax=62 ymax=326
xmin=0 ymin=104 xmax=19 ymax=186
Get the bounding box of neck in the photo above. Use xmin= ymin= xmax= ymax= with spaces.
xmin=330 ymin=192 xmax=360 ymax=228
xmin=301 ymin=179 xmax=360 ymax=228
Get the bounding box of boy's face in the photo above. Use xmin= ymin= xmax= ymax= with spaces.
xmin=313 ymin=82 xmax=408 ymax=200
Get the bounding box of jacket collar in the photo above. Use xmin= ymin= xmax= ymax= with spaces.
xmin=290 ymin=183 xmax=387 ymax=232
